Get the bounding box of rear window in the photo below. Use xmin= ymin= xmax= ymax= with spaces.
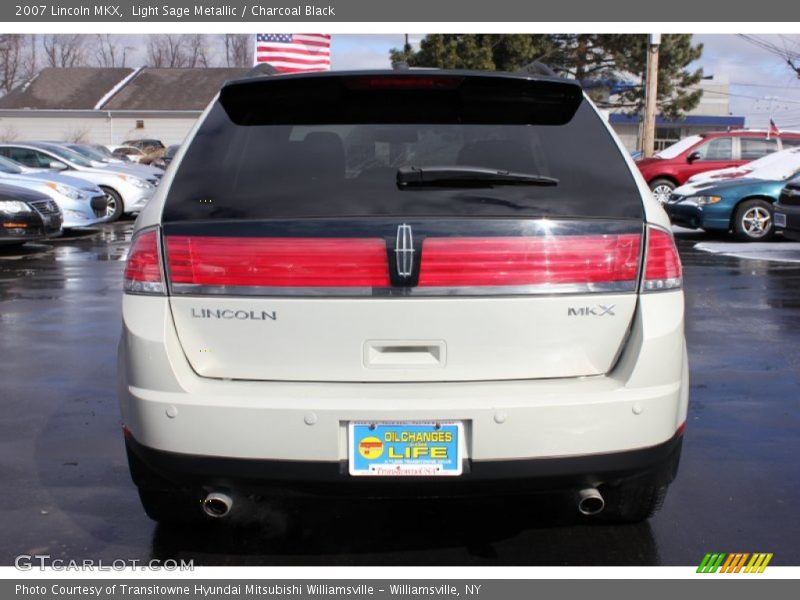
xmin=163 ymin=76 xmax=643 ymax=222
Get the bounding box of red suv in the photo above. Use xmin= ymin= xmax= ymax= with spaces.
xmin=636 ymin=130 xmax=800 ymax=202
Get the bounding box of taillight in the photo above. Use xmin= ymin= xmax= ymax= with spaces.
xmin=642 ymin=227 xmax=682 ymax=291
xmin=124 ymin=229 xmax=165 ymax=294
xmin=417 ymin=234 xmax=642 ymax=288
xmin=166 ymin=236 xmax=390 ymax=288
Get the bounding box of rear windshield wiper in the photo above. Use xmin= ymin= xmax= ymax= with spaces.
xmin=397 ymin=166 xmax=558 ymax=189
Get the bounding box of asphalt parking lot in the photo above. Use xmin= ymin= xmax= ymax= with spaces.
xmin=1 ymin=221 xmax=798 ymax=566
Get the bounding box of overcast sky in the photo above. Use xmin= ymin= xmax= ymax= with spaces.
xmin=118 ymin=33 xmax=800 ymax=128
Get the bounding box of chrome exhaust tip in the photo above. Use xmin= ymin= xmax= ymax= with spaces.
xmin=202 ymin=492 xmax=233 ymax=518
xmin=577 ymin=488 xmax=605 ymax=516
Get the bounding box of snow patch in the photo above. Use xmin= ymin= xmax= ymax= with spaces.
xmin=694 ymin=241 xmax=800 ymax=264
xmin=94 ymin=68 xmax=143 ymax=110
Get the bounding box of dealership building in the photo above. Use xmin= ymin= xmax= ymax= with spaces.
xmin=608 ymin=76 xmax=745 ymax=152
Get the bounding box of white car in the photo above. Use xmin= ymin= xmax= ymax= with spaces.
xmin=119 ymin=69 xmax=688 ymax=525
xmin=684 ymin=146 xmax=800 ymax=188
xmin=0 ymin=156 xmax=106 ymax=228
xmin=0 ymin=142 xmax=156 ymax=222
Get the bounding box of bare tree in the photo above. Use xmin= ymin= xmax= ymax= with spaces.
xmin=43 ymin=34 xmax=87 ymax=68
xmin=186 ymin=34 xmax=211 ymax=68
xmin=147 ymin=34 xmax=212 ymax=68
xmin=223 ymin=34 xmax=253 ymax=67
xmin=0 ymin=34 xmax=25 ymax=93
xmin=94 ymin=34 xmax=134 ymax=68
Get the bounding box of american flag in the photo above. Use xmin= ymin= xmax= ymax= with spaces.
xmin=768 ymin=118 xmax=780 ymax=140
xmin=254 ymin=34 xmax=331 ymax=73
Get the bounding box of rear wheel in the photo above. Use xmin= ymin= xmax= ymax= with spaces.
xmin=99 ymin=186 xmax=124 ymax=222
xmin=595 ymin=482 xmax=669 ymax=524
xmin=733 ymin=199 xmax=773 ymax=241
xmin=649 ymin=178 xmax=676 ymax=204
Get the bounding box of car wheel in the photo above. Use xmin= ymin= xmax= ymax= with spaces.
xmin=595 ymin=483 xmax=668 ymax=524
xmin=649 ymin=179 xmax=676 ymax=204
xmin=99 ymin=186 xmax=124 ymax=222
xmin=733 ymin=199 xmax=774 ymax=241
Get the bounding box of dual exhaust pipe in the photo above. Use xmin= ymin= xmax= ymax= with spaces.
xmin=202 ymin=492 xmax=233 ymax=518
xmin=202 ymin=488 xmax=604 ymax=518
xmin=577 ymin=488 xmax=605 ymax=516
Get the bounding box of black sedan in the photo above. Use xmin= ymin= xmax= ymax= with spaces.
xmin=774 ymin=175 xmax=800 ymax=241
xmin=0 ymin=183 xmax=62 ymax=246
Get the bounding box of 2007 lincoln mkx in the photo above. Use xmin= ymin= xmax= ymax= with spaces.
xmin=118 ymin=65 xmax=687 ymax=525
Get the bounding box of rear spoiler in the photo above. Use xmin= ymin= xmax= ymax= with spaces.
xmin=220 ymin=70 xmax=584 ymax=126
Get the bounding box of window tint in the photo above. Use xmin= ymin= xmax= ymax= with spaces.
xmin=780 ymin=138 xmax=800 ymax=149
xmin=695 ymin=137 xmax=733 ymax=161
xmin=741 ymin=137 xmax=778 ymax=160
xmin=163 ymin=100 xmax=643 ymax=222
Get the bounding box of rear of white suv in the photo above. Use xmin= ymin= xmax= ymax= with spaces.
xmin=118 ymin=70 xmax=688 ymax=525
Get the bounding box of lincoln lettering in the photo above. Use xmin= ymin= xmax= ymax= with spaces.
xmin=191 ymin=308 xmax=276 ymax=321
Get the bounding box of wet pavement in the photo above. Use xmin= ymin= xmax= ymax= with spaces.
xmin=0 ymin=222 xmax=798 ymax=566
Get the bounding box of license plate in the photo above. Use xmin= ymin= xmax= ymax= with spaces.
xmin=774 ymin=212 xmax=787 ymax=228
xmin=349 ymin=422 xmax=463 ymax=476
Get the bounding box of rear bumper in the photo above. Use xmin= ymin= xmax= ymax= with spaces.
xmin=119 ymin=290 xmax=689 ymax=470
xmin=125 ymin=428 xmax=684 ymax=498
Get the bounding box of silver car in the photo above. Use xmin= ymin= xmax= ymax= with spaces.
xmin=0 ymin=156 xmax=106 ymax=228
xmin=0 ymin=142 xmax=156 ymax=222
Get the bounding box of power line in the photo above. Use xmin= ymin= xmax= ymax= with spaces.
xmin=737 ymin=34 xmax=800 ymax=77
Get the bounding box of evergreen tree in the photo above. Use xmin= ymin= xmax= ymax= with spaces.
xmin=391 ymin=34 xmax=704 ymax=119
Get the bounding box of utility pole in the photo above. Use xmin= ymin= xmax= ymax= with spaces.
xmin=642 ymin=34 xmax=661 ymax=158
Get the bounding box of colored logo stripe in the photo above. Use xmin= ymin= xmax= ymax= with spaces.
xmin=697 ymin=553 xmax=773 ymax=573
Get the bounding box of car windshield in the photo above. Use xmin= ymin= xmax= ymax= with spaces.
xmin=41 ymin=145 xmax=95 ymax=168
xmin=69 ymin=145 xmax=108 ymax=162
xmin=655 ymin=135 xmax=703 ymax=159
xmin=91 ymin=145 xmax=113 ymax=157
xmin=0 ymin=156 xmax=24 ymax=174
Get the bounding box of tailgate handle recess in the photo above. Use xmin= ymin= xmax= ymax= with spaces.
xmin=364 ymin=341 xmax=446 ymax=368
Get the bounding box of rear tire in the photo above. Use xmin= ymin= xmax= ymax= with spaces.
xmin=595 ymin=482 xmax=669 ymax=524
xmin=733 ymin=199 xmax=774 ymax=241
xmin=649 ymin=178 xmax=676 ymax=204
xmin=99 ymin=186 xmax=124 ymax=222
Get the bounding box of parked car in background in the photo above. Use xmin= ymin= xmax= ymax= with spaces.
xmin=665 ymin=155 xmax=800 ymax=240
xmin=0 ymin=142 xmax=156 ymax=222
xmin=684 ymin=147 xmax=800 ymax=187
xmin=108 ymin=145 xmax=146 ymax=163
xmin=122 ymin=138 xmax=165 ymax=153
xmin=773 ymin=175 xmax=800 ymax=241
xmin=636 ymin=130 xmax=800 ymax=203
xmin=0 ymin=156 xmax=107 ymax=228
xmin=59 ymin=143 xmax=165 ymax=180
xmin=0 ymin=182 xmax=62 ymax=245
xmin=120 ymin=69 xmax=688 ymax=526
xmin=151 ymin=145 xmax=180 ymax=170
